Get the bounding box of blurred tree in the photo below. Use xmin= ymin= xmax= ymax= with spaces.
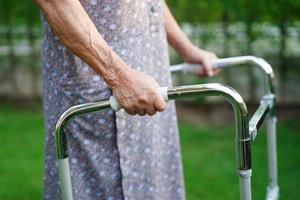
xmin=0 ymin=0 xmax=20 ymax=94
xmin=166 ymin=0 xmax=220 ymax=23
xmin=264 ymin=0 xmax=300 ymax=101
xmin=0 ymin=0 xmax=299 ymax=101
xmin=238 ymin=0 xmax=265 ymax=101
xmin=0 ymin=0 xmax=40 ymax=27
xmin=218 ymin=0 xmax=239 ymax=87
xmin=16 ymin=1 xmax=41 ymax=98
xmin=0 ymin=0 xmax=40 ymax=98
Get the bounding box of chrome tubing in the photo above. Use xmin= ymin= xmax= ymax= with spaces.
xmin=266 ymin=116 xmax=279 ymax=200
xmin=166 ymin=84 xmax=251 ymax=170
xmin=55 ymin=83 xmax=251 ymax=200
xmin=55 ymin=101 xmax=111 ymax=200
xmin=171 ymin=56 xmax=279 ymax=200
xmin=263 ymin=94 xmax=279 ymax=200
xmin=249 ymin=96 xmax=271 ymax=141
xmin=249 ymin=99 xmax=278 ymax=200
xmin=55 ymin=101 xmax=111 ymax=160
xmin=167 ymin=84 xmax=251 ymax=200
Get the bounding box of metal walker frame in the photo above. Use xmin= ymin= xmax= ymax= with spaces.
xmin=55 ymin=56 xmax=279 ymax=200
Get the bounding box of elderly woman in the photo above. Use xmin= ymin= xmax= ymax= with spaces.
xmin=35 ymin=0 xmax=217 ymax=199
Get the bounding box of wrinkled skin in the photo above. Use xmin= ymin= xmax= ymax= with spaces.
xmin=111 ymin=67 xmax=166 ymax=116
xmin=35 ymin=0 xmax=217 ymax=116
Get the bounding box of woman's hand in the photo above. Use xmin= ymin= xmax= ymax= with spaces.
xmin=110 ymin=67 xmax=167 ymax=116
xmin=182 ymin=45 xmax=219 ymax=77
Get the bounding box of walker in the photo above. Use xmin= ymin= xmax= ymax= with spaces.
xmin=55 ymin=56 xmax=279 ymax=200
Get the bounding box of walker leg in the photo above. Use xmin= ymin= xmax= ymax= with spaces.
xmin=239 ymin=169 xmax=252 ymax=200
xmin=58 ymin=158 xmax=74 ymax=200
xmin=266 ymin=116 xmax=279 ymax=200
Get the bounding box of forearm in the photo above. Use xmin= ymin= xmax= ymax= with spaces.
xmin=163 ymin=1 xmax=194 ymax=59
xmin=35 ymin=0 xmax=128 ymax=86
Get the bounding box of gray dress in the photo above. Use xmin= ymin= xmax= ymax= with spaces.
xmin=41 ymin=0 xmax=185 ymax=199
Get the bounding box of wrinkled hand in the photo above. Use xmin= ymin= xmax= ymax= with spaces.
xmin=110 ymin=67 xmax=166 ymax=116
xmin=182 ymin=45 xmax=219 ymax=77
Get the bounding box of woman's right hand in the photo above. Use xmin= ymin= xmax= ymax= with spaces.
xmin=110 ymin=67 xmax=167 ymax=116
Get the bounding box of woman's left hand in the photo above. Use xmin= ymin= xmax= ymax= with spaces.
xmin=181 ymin=45 xmax=219 ymax=77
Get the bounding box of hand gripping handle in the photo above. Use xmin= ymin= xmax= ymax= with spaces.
xmin=182 ymin=60 xmax=221 ymax=73
xmin=180 ymin=57 xmax=260 ymax=73
xmin=109 ymin=87 xmax=169 ymax=111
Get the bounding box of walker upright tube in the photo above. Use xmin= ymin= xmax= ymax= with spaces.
xmin=266 ymin=109 xmax=279 ymax=200
xmin=58 ymin=158 xmax=73 ymax=200
xmin=167 ymin=84 xmax=252 ymax=200
xmin=55 ymin=101 xmax=111 ymax=200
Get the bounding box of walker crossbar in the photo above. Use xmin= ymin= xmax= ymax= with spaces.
xmin=55 ymin=83 xmax=251 ymax=200
xmin=249 ymin=94 xmax=275 ymax=141
xmin=249 ymin=101 xmax=269 ymax=141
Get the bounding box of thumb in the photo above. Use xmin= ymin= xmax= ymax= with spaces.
xmin=202 ymin=59 xmax=214 ymax=77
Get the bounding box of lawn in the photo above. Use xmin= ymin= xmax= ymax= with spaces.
xmin=0 ymin=105 xmax=299 ymax=200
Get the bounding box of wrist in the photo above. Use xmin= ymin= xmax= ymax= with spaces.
xmin=101 ymin=51 xmax=130 ymax=89
xmin=176 ymin=41 xmax=195 ymax=61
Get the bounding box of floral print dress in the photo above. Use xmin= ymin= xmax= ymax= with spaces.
xmin=41 ymin=0 xmax=185 ymax=199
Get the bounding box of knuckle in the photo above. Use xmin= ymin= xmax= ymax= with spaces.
xmin=148 ymin=89 xmax=156 ymax=95
xmin=125 ymin=110 xmax=136 ymax=115
xmin=149 ymin=111 xmax=156 ymax=116
xmin=157 ymin=108 xmax=164 ymax=112
xmin=156 ymin=104 xmax=166 ymax=112
xmin=147 ymin=108 xmax=156 ymax=116
xmin=137 ymin=95 xmax=148 ymax=104
xmin=137 ymin=109 xmax=146 ymax=116
xmin=123 ymin=106 xmax=136 ymax=115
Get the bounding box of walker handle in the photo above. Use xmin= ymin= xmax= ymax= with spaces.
xmin=171 ymin=57 xmax=254 ymax=73
xmin=109 ymin=87 xmax=169 ymax=111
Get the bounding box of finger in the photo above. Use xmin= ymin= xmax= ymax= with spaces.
xmin=202 ymin=59 xmax=214 ymax=77
xmin=145 ymin=106 xmax=156 ymax=116
xmin=136 ymin=108 xmax=146 ymax=116
xmin=209 ymin=53 xmax=218 ymax=60
xmin=195 ymin=70 xmax=207 ymax=77
xmin=154 ymin=96 xmax=166 ymax=112
xmin=209 ymin=53 xmax=218 ymax=71
xmin=124 ymin=108 xmax=137 ymax=115
xmin=196 ymin=68 xmax=218 ymax=77
xmin=213 ymin=68 xmax=220 ymax=75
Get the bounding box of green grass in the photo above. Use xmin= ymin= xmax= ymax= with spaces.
xmin=179 ymin=120 xmax=300 ymax=200
xmin=0 ymin=105 xmax=44 ymax=200
xmin=0 ymin=105 xmax=299 ymax=199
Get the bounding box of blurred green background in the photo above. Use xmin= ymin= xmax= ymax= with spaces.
xmin=0 ymin=0 xmax=299 ymax=199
